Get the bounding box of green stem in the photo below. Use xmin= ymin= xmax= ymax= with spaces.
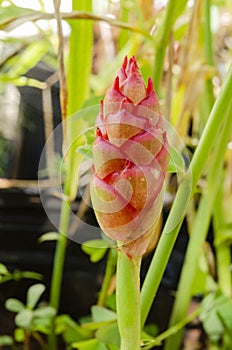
xmin=140 ymin=63 xmax=232 ymax=327
xmin=163 ymin=100 xmax=232 ymax=350
xmin=116 ymin=250 xmax=141 ymax=350
xmin=67 ymin=0 xmax=93 ymax=115
xmin=200 ymin=0 xmax=215 ymax=127
xmin=48 ymin=198 xmax=71 ymax=349
xmin=97 ymin=249 xmax=116 ymax=307
xmin=209 ymin=341 xmax=220 ymax=350
xmin=215 ymin=228 xmax=232 ymax=298
xmin=153 ymin=0 xmax=175 ymax=92
xmin=203 ymin=0 xmax=214 ymax=66
xmin=213 ymin=185 xmax=232 ymax=298
xmin=23 ymin=331 xmax=30 ymax=350
xmin=153 ymin=0 xmax=188 ymax=92
xmin=49 ymin=199 xmax=71 ymax=310
xmin=118 ymin=0 xmax=130 ymax=52
xmin=48 ymin=2 xmax=93 ymax=349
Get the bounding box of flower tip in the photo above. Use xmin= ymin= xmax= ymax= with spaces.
xmin=100 ymin=99 xmax=104 ymax=110
xmin=128 ymin=56 xmax=139 ymax=75
xmin=113 ymin=76 xmax=120 ymax=91
xmin=122 ymin=56 xmax=128 ymax=70
xmin=129 ymin=55 xmax=136 ymax=65
xmin=147 ymin=77 xmax=154 ymax=94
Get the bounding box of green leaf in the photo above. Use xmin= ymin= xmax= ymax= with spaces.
xmin=143 ymin=324 xmax=159 ymax=338
xmin=200 ymin=292 xmax=227 ymax=342
xmin=172 ymin=0 xmax=188 ymax=23
xmin=191 ymin=255 xmax=208 ymax=295
xmin=32 ymin=317 xmax=52 ymax=334
xmin=77 ymin=144 xmax=93 ymax=159
xmin=168 ymin=145 xmax=186 ymax=174
xmin=81 ymin=240 xmax=110 ymax=263
xmin=76 ymin=123 xmax=95 ymax=158
xmin=81 ymin=96 xmax=103 ymax=109
xmin=5 ymin=298 xmax=25 ymax=313
xmin=14 ymin=328 xmax=25 ymax=342
xmin=0 ymin=263 xmax=9 ymax=275
xmin=82 ymin=320 xmax=115 ymax=331
xmin=33 ymin=306 xmax=56 ymax=318
xmin=0 ymin=74 xmax=46 ymax=89
xmin=0 ymin=335 xmax=13 ymax=346
xmin=173 ymin=21 xmax=188 ymax=41
xmin=0 ymin=5 xmax=39 ymax=30
xmin=141 ymin=329 xmax=156 ymax=342
xmin=83 ymin=240 xmax=113 ymax=249
xmin=107 ymin=345 xmax=119 ymax=350
xmin=105 ymin=293 xmax=116 ymax=312
xmin=214 ymin=225 xmax=232 ymax=246
xmin=56 ymin=314 xmax=79 ymax=333
xmin=55 ymin=314 xmax=92 ymax=341
xmin=26 ymin=284 xmax=45 ymax=309
xmin=217 ymin=298 xmax=232 ymax=333
xmin=91 ymin=306 xmax=117 ymax=323
xmin=96 ymin=322 xmax=120 ymax=347
xmin=6 ymin=40 xmax=50 ymax=78
xmin=15 ymin=309 xmax=33 ymax=330
xmin=39 ymin=232 xmax=60 ymax=243
xmin=72 ymin=339 xmax=107 ymax=350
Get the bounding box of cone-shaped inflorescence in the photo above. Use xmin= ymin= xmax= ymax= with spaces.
xmin=91 ymin=56 xmax=169 ymax=256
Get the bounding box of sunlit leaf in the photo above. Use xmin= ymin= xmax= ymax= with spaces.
xmin=72 ymin=338 xmax=106 ymax=350
xmin=0 ymin=335 xmax=13 ymax=346
xmin=95 ymin=322 xmax=120 ymax=347
xmin=39 ymin=232 xmax=60 ymax=243
xmin=15 ymin=309 xmax=33 ymax=330
xmin=81 ymin=239 xmax=113 ymax=263
xmin=6 ymin=40 xmax=50 ymax=77
xmin=0 ymin=74 xmax=46 ymax=88
xmin=214 ymin=226 xmax=232 ymax=246
xmin=0 ymin=5 xmax=39 ymax=31
xmin=0 ymin=263 xmax=9 ymax=275
xmin=14 ymin=328 xmax=25 ymax=342
xmin=5 ymin=298 xmax=25 ymax=313
xmin=55 ymin=314 xmax=92 ymax=343
xmin=91 ymin=306 xmax=117 ymax=323
xmin=218 ymin=298 xmax=232 ymax=334
xmin=168 ymin=145 xmax=186 ymax=174
xmin=26 ymin=284 xmax=45 ymax=309
xmin=33 ymin=306 xmax=56 ymax=318
xmin=200 ymin=292 xmax=229 ymax=342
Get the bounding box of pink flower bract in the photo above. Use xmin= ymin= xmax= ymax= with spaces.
xmin=90 ymin=56 xmax=169 ymax=255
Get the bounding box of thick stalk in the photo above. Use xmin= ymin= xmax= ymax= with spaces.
xmin=67 ymin=0 xmax=93 ymax=115
xmin=163 ymin=101 xmax=232 ymax=350
xmin=116 ymin=250 xmax=141 ymax=350
xmin=140 ymin=64 xmax=232 ymax=327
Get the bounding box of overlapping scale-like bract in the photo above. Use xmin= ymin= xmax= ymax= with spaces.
xmin=91 ymin=56 xmax=169 ymax=256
